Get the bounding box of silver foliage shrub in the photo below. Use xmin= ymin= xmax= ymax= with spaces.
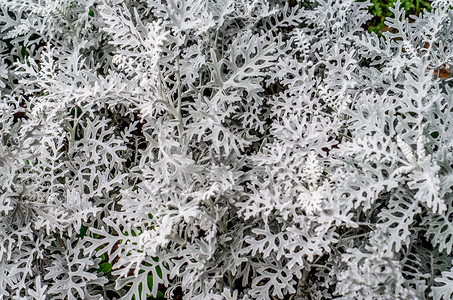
xmin=1 ymin=0 xmax=453 ymax=299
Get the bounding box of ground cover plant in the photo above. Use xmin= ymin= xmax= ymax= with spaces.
xmin=1 ymin=0 xmax=453 ymax=299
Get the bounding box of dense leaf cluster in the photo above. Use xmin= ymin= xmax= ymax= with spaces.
xmin=1 ymin=0 xmax=453 ymax=299
xmin=363 ymin=0 xmax=432 ymax=33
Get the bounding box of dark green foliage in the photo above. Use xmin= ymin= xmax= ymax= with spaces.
xmin=361 ymin=0 xmax=432 ymax=33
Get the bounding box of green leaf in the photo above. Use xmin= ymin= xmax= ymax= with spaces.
xmin=147 ymin=274 xmax=153 ymax=294
xmin=21 ymin=45 xmax=29 ymax=58
xmin=99 ymin=262 xmax=112 ymax=274
xmin=156 ymin=265 xmax=162 ymax=278
xmin=79 ymin=225 xmax=88 ymax=238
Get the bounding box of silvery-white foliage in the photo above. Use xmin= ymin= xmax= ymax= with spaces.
xmin=1 ymin=0 xmax=453 ymax=299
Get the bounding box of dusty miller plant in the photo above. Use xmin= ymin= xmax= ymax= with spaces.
xmin=1 ymin=0 xmax=453 ymax=299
